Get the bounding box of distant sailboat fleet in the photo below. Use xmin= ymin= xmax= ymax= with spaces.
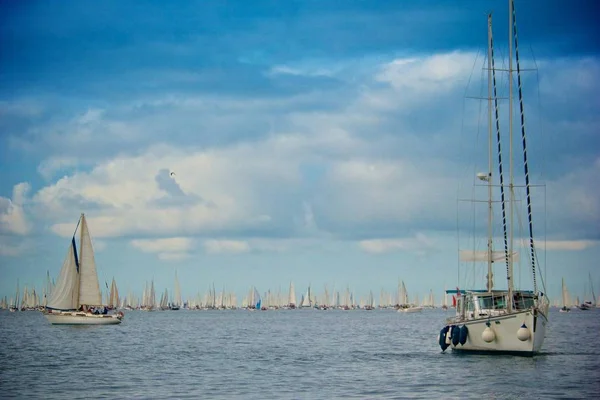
xmin=3 ymin=265 xmax=595 ymax=314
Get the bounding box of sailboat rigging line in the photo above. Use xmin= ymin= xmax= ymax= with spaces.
xmin=71 ymin=215 xmax=83 ymax=272
xmin=490 ymin=21 xmax=510 ymax=281
xmin=72 ymin=215 xmax=82 ymax=238
xmin=512 ymin=0 xmax=537 ymax=294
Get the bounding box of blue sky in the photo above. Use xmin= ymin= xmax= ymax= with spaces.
xmin=1 ymin=0 xmax=599 ymax=305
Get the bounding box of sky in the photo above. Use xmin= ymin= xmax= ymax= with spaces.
xmin=1 ymin=0 xmax=599 ymax=306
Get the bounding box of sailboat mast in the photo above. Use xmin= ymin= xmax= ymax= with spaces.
xmin=486 ymin=13 xmax=494 ymax=292
xmin=507 ymin=0 xmax=515 ymax=312
xmin=561 ymin=278 xmax=567 ymax=308
xmin=79 ymin=213 xmax=85 ymax=306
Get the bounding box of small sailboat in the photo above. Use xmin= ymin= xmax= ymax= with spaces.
xmin=159 ymin=288 xmax=169 ymax=310
xmin=170 ymin=270 xmax=182 ymax=310
xmin=300 ymin=285 xmax=312 ymax=308
xmin=441 ymin=286 xmax=449 ymax=310
xmin=364 ymin=290 xmax=374 ymax=310
xmin=140 ymin=280 xmax=157 ymax=311
xmin=396 ymin=280 xmax=422 ymax=313
xmin=44 ymin=214 xmax=123 ymax=325
xmin=108 ymin=277 xmax=119 ymax=310
xmin=9 ymin=280 xmax=19 ymax=312
xmin=559 ymin=278 xmax=570 ymax=312
xmin=246 ymin=286 xmax=262 ymax=310
xmin=577 ymin=272 xmax=596 ymax=310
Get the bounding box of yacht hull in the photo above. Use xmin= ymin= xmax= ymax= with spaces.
xmin=45 ymin=311 xmax=123 ymax=325
xmin=443 ymin=309 xmax=547 ymax=355
xmin=398 ymin=307 xmax=423 ymax=313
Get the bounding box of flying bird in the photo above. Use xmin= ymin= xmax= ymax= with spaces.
xmin=170 ymin=172 xmax=176 ymax=177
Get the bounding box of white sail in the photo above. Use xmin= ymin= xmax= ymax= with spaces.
xmin=47 ymin=240 xmax=80 ymax=310
xmin=288 ymin=281 xmax=296 ymax=306
xmin=331 ymin=285 xmax=337 ymax=307
xmin=400 ymin=281 xmax=409 ymax=305
xmin=78 ymin=215 xmax=102 ymax=306
xmin=561 ymin=278 xmax=571 ymax=308
xmin=173 ymin=271 xmax=182 ymax=307
xmin=301 ymin=286 xmax=311 ymax=307
xmin=12 ymin=280 xmax=20 ymax=309
xmin=21 ymin=287 xmax=28 ymax=309
xmin=160 ymin=288 xmax=169 ymax=309
xmin=150 ymin=280 xmax=156 ymax=308
xmin=109 ymin=278 xmax=119 ymax=308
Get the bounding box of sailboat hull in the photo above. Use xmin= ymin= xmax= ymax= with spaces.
xmin=443 ymin=309 xmax=547 ymax=356
xmin=397 ymin=306 xmax=423 ymax=313
xmin=45 ymin=312 xmax=123 ymax=325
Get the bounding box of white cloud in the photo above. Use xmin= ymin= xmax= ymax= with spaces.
xmin=37 ymin=157 xmax=80 ymax=180
xmin=129 ymin=237 xmax=194 ymax=261
xmin=268 ymin=64 xmax=337 ymax=77
xmin=527 ymin=239 xmax=599 ymax=251
xmin=5 ymin=52 xmax=596 ymax=251
xmin=364 ymin=52 xmax=476 ymax=112
xmin=130 ymin=237 xmax=193 ymax=253
xmin=359 ymin=233 xmax=435 ymax=254
xmin=78 ymin=108 xmax=104 ymax=124
xmin=203 ymin=240 xmax=250 ymax=254
xmin=158 ymin=252 xmax=191 ymax=261
xmin=0 ymin=183 xmax=31 ymax=235
xmin=376 ymin=52 xmax=474 ymax=91
xmin=315 ymin=158 xmax=457 ymax=230
xmin=34 ymin=142 xmax=297 ymax=238
xmin=239 ymin=238 xmax=326 ymax=253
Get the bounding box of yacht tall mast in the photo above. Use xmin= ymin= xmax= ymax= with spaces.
xmin=507 ymin=0 xmax=515 ymax=312
xmin=486 ymin=13 xmax=494 ymax=292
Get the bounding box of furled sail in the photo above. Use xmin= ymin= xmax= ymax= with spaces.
xmin=459 ymin=250 xmax=519 ymax=262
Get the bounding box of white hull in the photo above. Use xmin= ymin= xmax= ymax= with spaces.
xmin=45 ymin=311 xmax=122 ymax=325
xmin=442 ymin=309 xmax=547 ymax=355
xmin=398 ymin=306 xmax=423 ymax=313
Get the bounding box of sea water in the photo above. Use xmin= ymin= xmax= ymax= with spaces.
xmin=0 ymin=308 xmax=598 ymax=399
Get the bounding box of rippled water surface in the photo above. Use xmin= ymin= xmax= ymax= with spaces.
xmin=1 ymin=308 xmax=599 ymax=399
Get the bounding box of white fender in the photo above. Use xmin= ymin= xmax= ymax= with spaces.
xmin=517 ymin=324 xmax=530 ymax=341
xmin=482 ymin=326 xmax=495 ymax=343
